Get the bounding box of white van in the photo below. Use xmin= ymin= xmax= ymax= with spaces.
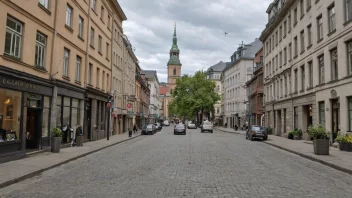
xmin=163 ymin=120 xmax=170 ymax=126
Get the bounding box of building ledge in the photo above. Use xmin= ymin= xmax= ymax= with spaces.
xmin=327 ymin=29 xmax=336 ymax=37
xmin=38 ymin=2 xmax=51 ymax=15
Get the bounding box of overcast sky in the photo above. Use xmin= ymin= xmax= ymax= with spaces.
xmin=118 ymin=0 xmax=272 ymax=83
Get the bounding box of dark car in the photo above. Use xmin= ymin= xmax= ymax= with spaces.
xmin=174 ymin=123 xmax=186 ymax=135
xmin=246 ymin=125 xmax=267 ymax=141
xmin=142 ymin=124 xmax=157 ymax=135
xmin=155 ymin=122 xmax=162 ymax=131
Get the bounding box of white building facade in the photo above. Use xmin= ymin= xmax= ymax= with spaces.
xmin=142 ymin=70 xmax=160 ymax=123
xmin=223 ymin=39 xmax=262 ymax=128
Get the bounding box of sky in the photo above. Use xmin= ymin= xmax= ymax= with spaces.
xmin=118 ymin=0 xmax=272 ymax=83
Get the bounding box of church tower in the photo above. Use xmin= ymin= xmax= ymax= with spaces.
xmin=167 ymin=22 xmax=182 ymax=90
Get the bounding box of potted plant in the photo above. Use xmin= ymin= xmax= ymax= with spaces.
xmin=307 ymin=124 xmax=329 ymax=155
xmin=51 ymin=127 xmax=63 ymax=153
xmin=336 ymin=132 xmax=352 ymax=152
xmin=293 ymin=129 xmax=302 ymax=140
xmin=288 ymin=131 xmax=294 ymax=139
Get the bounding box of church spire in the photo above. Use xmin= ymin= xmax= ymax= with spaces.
xmin=168 ymin=22 xmax=181 ymax=66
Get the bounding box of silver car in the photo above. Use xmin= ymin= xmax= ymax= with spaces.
xmin=201 ymin=121 xmax=213 ymax=133
xmin=187 ymin=121 xmax=197 ymax=129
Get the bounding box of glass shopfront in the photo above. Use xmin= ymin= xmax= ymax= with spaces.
xmin=0 ymin=88 xmax=21 ymax=142
xmin=56 ymin=96 xmax=81 ymax=143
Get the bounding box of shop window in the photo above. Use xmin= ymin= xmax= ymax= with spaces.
xmin=56 ymin=96 xmax=62 ymax=128
xmin=294 ymin=107 xmax=298 ymax=129
xmin=0 ymin=89 xmax=21 ymax=142
xmin=319 ymin=102 xmax=325 ymax=127
xmin=71 ymin=99 xmax=80 ymax=129
xmin=42 ymin=96 xmax=50 ymax=137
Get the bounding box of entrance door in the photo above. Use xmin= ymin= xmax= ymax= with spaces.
xmin=26 ymin=108 xmax=42 ymax=150
xmin=331 ymin=99 xmax=340 ymax=142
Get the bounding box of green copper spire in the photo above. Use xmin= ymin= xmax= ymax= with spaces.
xmin=168 ymin=22 xmax=181 ymax=66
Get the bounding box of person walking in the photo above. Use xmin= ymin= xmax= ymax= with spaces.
xmin=133 ymin=124 xmax=137 ymax=134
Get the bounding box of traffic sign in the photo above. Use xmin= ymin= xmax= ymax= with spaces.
xmin=127 ymin=103 xmax=132 ymax=109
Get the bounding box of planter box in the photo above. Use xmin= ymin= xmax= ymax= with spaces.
xmin=338 ymin=142 xmax=352 ymax=152
xmin=51 ymin=137 xmax=62 ymax=153
xmin=313 ymin=139 xmax=329 ymax=155
xmin=293 ymin=135 xmax=302 ymax=140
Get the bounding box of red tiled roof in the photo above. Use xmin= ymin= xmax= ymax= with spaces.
xmin=159 ymin=86 xmax=170 ymax=95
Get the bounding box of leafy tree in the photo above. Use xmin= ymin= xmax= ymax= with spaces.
xmin=168 ymin=71 xmax=220 ymax=122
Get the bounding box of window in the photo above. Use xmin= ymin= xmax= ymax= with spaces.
xmin=288 ymin=74 xmax=291 ymax=94
xmin=284 ymin=47 xmax=287 ymax=63
xmin=284 ymin=76 xmax=287 ymax=96
xmin=308 ymin=61 xmax=313 ymax=88
xmin=173 ymin=67 xmax=176 ymax=75
xmin=108 ymin=15 xmax=111 ymax=28
xmin=269 ymin=38 xmax=271 ymax=52
xmin=279 ymin=26 xmax=282 ymax=40
xmin=280 ymin=79 xmax=283 ymax=97
xmin=349 ymin=98 xmax=352 ymax=131
xmin=346 ymin=0 xmax=352 ymax=22
xmin=101 ymin=6 xmax=104 ymax=20
xmin=88 ymin=63 xmax=93 ymax=84
xmin=90 ymin=28 xmax=95 ymax=47
xmin=289 ymin=43 xmax=292 ymax=60
xmin=272 ymin=35 xmax=274 ymax=49
xmin=300 ymin=0 xmax=304 ymax=17
xmin=63 ymin=48 xmax=70 ymax=77
xmin=91 ymin=0 xmax=96 ymax=11
xmin=284 ymin=21 xmax=287 ymax=36
xmin=75 ymin=56 xmax=81 ymax=81
xmin=35 ymin=32 xmax=46 ymax=68
xmin=275 ymin=55 xmax=278 ymax=70
xmin=4 ymin=17 xmax=22 ymax=58
xmin=98 ymin=35 xmax=102 ymax=52
xmin=307 ymin=24 xmax=312 ymax=46
xmin=318 ymin=55 xmax=325 ymax=84
xmin=294 ymin=69 xmax=298 ymax=93
xmin=319 ymin=102 xmax=325 ymax=127
xmin=96 ymin=68 xmax=100 ymax=88
xmin=347 ymin=41 xmax=352 ymax=75
xmin=307 ymin=0 xmax=311 ymax=9
xmin=294 ymin=106 xmax=298 ymax=129
xmin=106 ymin=43 xmax=109 ymax=59
xmin=328 ymin=5 xmax=336 ymax=33
xmin=294 ymin=36 xmax=298 ymax=57
xmin=0 ymin=88 xmax=21 ymax=141
xmin=66 ymin=4 xmax=72 ymax=27
xmin=279 ymin=51 xmax=282 ymax=67
xmin=294 ymin=8 xmax=298 ymax=25
xmin=300 ymin=30 xmax=305 ymax=53
xmin=39 ymin=0 xmax=49 ymax=9
xmin=275 ymin=31 xmax=278 ymax=45
xmin=107 ymin=74 xmax=109 ymax=91
xmin=301 ymin=65 xmax=305 ymax=90
xmin=331 ymin=49 xmax=338 ymax=81
xmin=317 ymin=15 xmax=323 ymax=41
xmin=288 ymin=15 xmax=291 ymax=32
xmin=102 ymin=71 xmax=105 ymax=90
xmin=78 ymin=16 xmax=84 ymax=38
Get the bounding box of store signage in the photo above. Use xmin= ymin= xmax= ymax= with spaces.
xmin=0 ymin=77 xmax=39 ymax=90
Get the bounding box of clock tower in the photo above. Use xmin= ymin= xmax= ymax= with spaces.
xmin=167 ymin=22 xmax=182 ymax=90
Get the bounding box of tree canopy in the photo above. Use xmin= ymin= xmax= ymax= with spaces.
xmin=168 ymin=71 xmax=220 ymax=120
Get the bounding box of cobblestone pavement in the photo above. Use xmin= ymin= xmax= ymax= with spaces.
xmin=1 ymin=126 xmax=352 ymax=198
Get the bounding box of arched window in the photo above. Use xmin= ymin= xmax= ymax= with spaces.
xmin=173 ymin=67 xmax=176 ymax=76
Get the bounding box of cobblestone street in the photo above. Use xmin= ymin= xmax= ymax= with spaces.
xmin=1 ymin=126 xmax=352 ymax=198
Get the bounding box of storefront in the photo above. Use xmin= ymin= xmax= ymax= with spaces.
xmin=84 ymin=87 xmax=109 ymax=141
xmin=0 ymin=67 xmax=53 ymax=163
xmin=55 ymin=81 xmax=85 ymax=144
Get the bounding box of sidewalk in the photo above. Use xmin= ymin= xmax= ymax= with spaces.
xmin=0 ymin=132 xmax=141 ymax=189
xmin=216 ymin=127 xmax=352 ymax=175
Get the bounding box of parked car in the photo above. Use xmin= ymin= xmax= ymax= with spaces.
xmin=154 ymin=122 xmax=162 ymax=131
xmin=201 ymin=121 xmax=213 ymax=133
xmin=187 ymin=121 xmax=197 ymax=129
xmin=246 ymin=125 xmax=267 ymax=141
xmin=141 ymin=124 xmax=157 ymax=135
xmin=174 ymin=123 xmax=186 ymax=135
xmin=163 ymin=120 xmax=170 ymax=126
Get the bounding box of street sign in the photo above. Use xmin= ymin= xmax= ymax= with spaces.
xmin=127 ymin=103 xmax=132 ymax=109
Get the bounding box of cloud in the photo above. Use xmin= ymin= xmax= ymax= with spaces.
xmin=119 ymin=0 xmax=272 ymax=82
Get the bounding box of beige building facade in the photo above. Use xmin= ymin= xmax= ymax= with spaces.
xmin=0 ymin=0 xmax=129 ymax=162
xmin=261 ymin=0 xmax=352 ymax=140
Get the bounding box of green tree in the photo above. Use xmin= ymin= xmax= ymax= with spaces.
xmin=168 ymin=71 xmax=220 ymax=121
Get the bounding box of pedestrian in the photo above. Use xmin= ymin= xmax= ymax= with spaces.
xmin=133 ymin=124 xmax=137 ymax=134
